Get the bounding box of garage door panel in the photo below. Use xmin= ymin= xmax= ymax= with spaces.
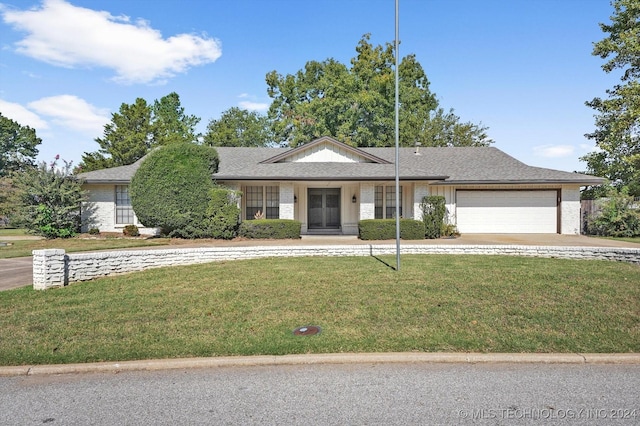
xmin=456 ymin=191 xmax=557 ymax=233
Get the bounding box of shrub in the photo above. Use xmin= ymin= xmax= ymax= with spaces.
xmin=88 ymin=227 xmax=100 ymax=235
xmin=13 ymin=157 xmax=85 ymax=239
xmin=441 ymin=223 xmax=460 ymax=238
xmin=130 ymin=143 xmax=219 ymax=238
xmin=206 ymin=187 xmax=241 ymax=239
xmin=420 ymin=196 xmax=446 ymax=239
xmin=123 ymin=224 xmax=140 ymax=237
xmin=238 ymin=219 xmax=301 ymax=239
xmin=586 ymin=189 xmax=640 ymax=237
xmin=358 ymin=219 xmax=425 ymax=240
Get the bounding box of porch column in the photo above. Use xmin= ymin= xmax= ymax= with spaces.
xmin=413 ymin=183 xmax=430 ymax=220
xmin=359 ymin=183 xmax=375 ymax=220
xmin=279 ymin=183 xmax=295 ymax=220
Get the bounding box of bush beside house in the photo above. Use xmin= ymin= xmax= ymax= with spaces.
xmin=586 ymin=189 xmax=640 ymax=237
xmin=358 ymin=219 xmax=425 ymax=240
xmin=421 ymin=195 xmax=446 ymax=239
xmin=206 ymin=187 xmax=241 ymax=239
xmin=238 ymin=219 xmax=301 ymax=239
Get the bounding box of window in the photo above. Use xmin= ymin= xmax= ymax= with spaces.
xmin=375 ymin=185 xmax=402 ymax=219
xmin=265 ymin=186 xmax=279 ymax=219
xmin=115 ymin=185 xmax=135 ymax=224
xmin=245 ymin=186 xmax=279 ymax=219
xmin=245 ymin=186 xmax=263 ymax=219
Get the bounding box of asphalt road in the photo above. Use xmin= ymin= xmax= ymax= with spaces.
xmin=0 ymin=257 xmax=32 ymax=290
xmin=1 ymin=363 xmax=638 ymax=425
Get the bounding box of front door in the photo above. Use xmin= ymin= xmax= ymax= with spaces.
xmin=308 ymin=188 xmax=341 ymax=229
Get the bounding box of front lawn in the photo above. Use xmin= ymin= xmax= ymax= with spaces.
xmin=0 ymin=255 xmax=638 ymax=366
xmin=0 ymin=228 xmax=28 ymax=237
xmin=0 ymin=237 xmax=172 ymax=259
xmin=597 ymin=236 xmax=640 ymax=244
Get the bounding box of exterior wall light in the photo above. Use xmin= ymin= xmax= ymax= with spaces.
xmin=294 ymin=195 xmax=298 ymax=203
xmin=352 ymin=195 xmax=357 ymax=203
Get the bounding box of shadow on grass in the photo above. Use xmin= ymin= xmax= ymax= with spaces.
xmin=369 ymin=245 xmax=398 ymax=271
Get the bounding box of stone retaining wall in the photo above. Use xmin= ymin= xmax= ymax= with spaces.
xmin=32 ymin=245 xmax=640 ymax=290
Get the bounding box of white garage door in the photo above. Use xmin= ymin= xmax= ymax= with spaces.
xmin=456 ymin=191 xmax=558 ymax=233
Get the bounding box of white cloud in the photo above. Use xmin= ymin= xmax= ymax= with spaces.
xmin=238 ymin=101 xmax=269 ymax=112
xmin=2 ymin=0 xmax=222 ymax=84
xmin=28 ymin=95 xmax=109 ymax=135
xmin=533 ymin=144 xmax=575 ymax=158
xmin=0 ymin=98 xmax=48 ymax=129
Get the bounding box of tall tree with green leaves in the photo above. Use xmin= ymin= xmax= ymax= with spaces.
xmin=151 ymin=92 xmax=201 ymax=145
xmin=0 ymin=113 xmax=41 ymax=177
xmin=582 ymin=0 xmax=640 ymax=197
xmin=266 ymin=34 xmax=491 ymax=148
xmin=79 ymin=93 xmax=202 ymax=172
xmin=79 ymin=98 xmax=152 ymax=172
xmin=203 ymin=107 xmax=272 ymax=147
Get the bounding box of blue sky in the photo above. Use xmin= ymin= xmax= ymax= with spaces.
xmin=0 ymin=0 xmax=616 ymax=173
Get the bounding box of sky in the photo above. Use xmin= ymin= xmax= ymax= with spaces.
xmin=0 ymin=0 xmax=619 ymax=173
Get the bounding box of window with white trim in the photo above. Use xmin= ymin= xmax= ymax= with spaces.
xmin=375 ymin=185 xmax=402 ymax=219
xmin=115 ymin=185 xmax=135 ymax=224
xmin=245 ymin=186 xmax=279 ymax=219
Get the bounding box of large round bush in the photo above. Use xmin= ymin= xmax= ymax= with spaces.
xmin=130 ymin=143 xmax=219 ymax=237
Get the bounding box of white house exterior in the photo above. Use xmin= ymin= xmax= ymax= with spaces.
xmin=79 ymin=137 xmax=603 ymax=236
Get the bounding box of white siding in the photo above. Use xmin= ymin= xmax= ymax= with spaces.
xmin=285 ymin=142 xmax=370 ymax=163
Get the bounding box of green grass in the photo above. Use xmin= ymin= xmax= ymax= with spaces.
xmin=597 ymin=236 xmax=640 ymax=244
xmin=0 ymin=237 xmax=171 ymax=259
xmin=0 ymin=255 xmax=638 ymax=366
xmin=0 ymin=228 xmax=28 ymax=236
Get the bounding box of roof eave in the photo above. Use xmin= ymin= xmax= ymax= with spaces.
xmin=433 ymin=179 xmax=606 ymax=186
xmin=214 ymin=175 xmax=450 ymax=181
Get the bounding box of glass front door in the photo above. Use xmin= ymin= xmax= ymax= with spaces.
xmin=308 ymin=188 xmax=341 ymax=229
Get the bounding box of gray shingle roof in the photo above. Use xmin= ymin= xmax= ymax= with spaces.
xmin=78 ymin=145 xmax=604 ymax=185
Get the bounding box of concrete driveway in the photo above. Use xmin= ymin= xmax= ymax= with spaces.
xmin=1 ymin=234 xmax=637 ymax=292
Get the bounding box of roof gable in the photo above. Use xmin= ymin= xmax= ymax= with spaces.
xmin=260 ymin=136 xmax=391 ymax=164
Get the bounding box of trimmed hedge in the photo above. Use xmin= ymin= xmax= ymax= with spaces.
xmin=238 ymin=219 xmax=301 ymax=239
xmin=358 ymin=219 xmax=425 ymax=240
xmin=130 ymin=143 xmax=219 ymax=238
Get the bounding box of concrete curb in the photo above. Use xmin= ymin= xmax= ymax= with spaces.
xmin=1 ymin=352 xmax=639 ymax=377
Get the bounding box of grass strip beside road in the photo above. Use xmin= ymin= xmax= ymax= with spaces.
xmin=0 ymin=254 xmax=638 ymax=366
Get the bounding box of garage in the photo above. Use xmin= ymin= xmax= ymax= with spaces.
xmin=456 ymin=190 xmax=559 ymax=233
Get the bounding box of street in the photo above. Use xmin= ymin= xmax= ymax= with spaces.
xmin=1 ymin=363 xmax=638 ymax=425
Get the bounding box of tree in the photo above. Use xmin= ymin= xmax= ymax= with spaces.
xmin=0 ymin=176 xmax=19 ymax=225
xmin=130 ymin=143 xmax=220 ymax=238
xmin=266 ymin=34 xmax=491 ymax=148
xmin=151 ymin=92 xmax=201 ymax=145
xmin=582 ymin=0 xmax=640 ymax=197
xmin=78 ymin=93 xmax=201 ymax=173
xmin=79 ymin=98 xmax=152 ymax=172
xmin=0 ymin=113 xmax=41 ymax=177
xmin=14 ymin=156 xmax=86 ymax=238
xmin=203 ymin=107 xmax=272 ymax=147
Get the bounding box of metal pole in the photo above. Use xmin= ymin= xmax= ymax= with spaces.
xmin=394 ymin=0 xmax=401 ymax=271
